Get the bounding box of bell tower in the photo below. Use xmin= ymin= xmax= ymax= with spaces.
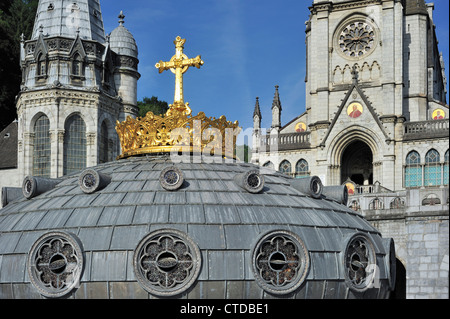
xmin=304 ymin=0 xmax=447 ymax=191
xmin=16 ymin=0 xmax=139 ymax=180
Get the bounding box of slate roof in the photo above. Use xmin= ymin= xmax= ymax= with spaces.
xmin=0 ymin=155 xmax=395 ymax=299
xmin=109 ymin=25 xmax=138 ymax=59
xmin=0 ymin=121 xmax=18 ymax=169
xmin=31 ymin=0 xmax=106 ymax=42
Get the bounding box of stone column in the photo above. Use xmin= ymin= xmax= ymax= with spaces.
xmin=86 ymin=132 xmax=97 ymax=168
xmin=57 ymin=130 xmax=65 ymax=177
xmin=23 ymin=132 xmax=35 ymax=178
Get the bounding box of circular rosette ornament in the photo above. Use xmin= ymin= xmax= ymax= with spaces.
xmin=252 ymin=230 xmax=309 ymax=295
xmin=27 ymin=232 xmax=84 ymax=298
xmin=344 ymin=234 xmax=377 ymax=292
xmin=133 ymin=229 xmax=201 ymax=296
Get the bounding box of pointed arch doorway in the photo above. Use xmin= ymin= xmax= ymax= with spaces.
xmin=340 ymin=140 xmax=373 ymax=185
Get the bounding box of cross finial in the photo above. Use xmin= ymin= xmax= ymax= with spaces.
xmin=155 ymin=36 xmax=204 ymax=114
xmin=118 ymin=11 xmax=125 ymax=25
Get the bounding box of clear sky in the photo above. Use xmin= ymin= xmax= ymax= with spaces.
xmin=101 ymin=0 xmax=449 ymax=134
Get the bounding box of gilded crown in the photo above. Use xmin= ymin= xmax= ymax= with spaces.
xmin=115 ymin=108 xmax=240 ymax=159
xmin=115 ymin=36 xmax=240 ymax=159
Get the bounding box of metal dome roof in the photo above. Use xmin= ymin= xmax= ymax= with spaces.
xmin=0 ymin=155 xmax=396 ymax=299
xmin=109 ymin=11 xmax=138 ymax=59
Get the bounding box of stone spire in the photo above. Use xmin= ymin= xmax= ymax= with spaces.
xmin=271 ymin=85 xmax=282 ymax=111
xmin=271 ymin=85 xmax=282 ymax=130
xmin=253 ymin=97 xmax=262 ymax=120
xmin=253 ymin=97 xmax=262 ymax=132
xmin=31 ymin=0 xmax=105 ymax=42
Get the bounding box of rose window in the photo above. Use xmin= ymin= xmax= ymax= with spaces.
xmin=252 ymin=231 xmax=309 ymax=295
xmin=338 ymin=21 xmax=375 ymax=58
xmin=133 ymin=229 xmax=201 ymax=296
xmin=159 ymin=166 xmax=184 ymax=191
xmin=27 ymin=232 xmax=84 ymax=298
xmin=344 ymin=234 xmax=377 ymax=292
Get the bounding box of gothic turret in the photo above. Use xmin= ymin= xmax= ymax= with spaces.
xmin=271 ymin=85 xmax=282 ymax=132
xmin=252 ymin=97 xmax=262 ymax=163
xmin=253 ymin=97 xmax=262 ymax=130
xmin=15 ymin=0 xmax=138 ymax=182
xmin=109 ymin=11 xmax=140 ymax=120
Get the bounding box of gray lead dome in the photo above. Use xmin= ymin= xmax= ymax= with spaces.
xmin=0 ymin=155 xmax=396 ymax=299
xmin=109 ymin=11 xmax=138 ymax=59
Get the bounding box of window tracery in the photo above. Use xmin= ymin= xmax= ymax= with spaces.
xmin=252 ymin=230 xmax=309 ymax=295
xmin=27 ymin=232 xmax=84 ymax=298
xmin=133 ymin=229 xmax=201 ymax=296
xmin=33 ymin=114 xmax=51 ymax=177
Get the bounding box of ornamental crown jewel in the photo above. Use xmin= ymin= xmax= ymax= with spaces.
xmin=115 ymin=36 xmax=240 ymax=159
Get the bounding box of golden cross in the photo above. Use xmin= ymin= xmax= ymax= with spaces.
xmin=155 ymin=36 xmax=204 ymax=114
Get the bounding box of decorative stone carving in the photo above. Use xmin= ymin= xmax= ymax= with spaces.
xmin=336 ymin=19 xmax=377 ymax=60
xmin=133 ymin=229 xmax=201 ymax=296
xmin=27 ymin=231 xmax=84 ymax=298
xmin=252 ymin=230 xmax=310 ymax=295
xmin=343 ymin=234 xmax=376 ymax=292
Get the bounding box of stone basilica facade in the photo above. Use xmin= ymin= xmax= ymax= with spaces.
xmin=0 ymin=0 xmax=139 ymax=189
xmin=252 ymin=0 xmax=449 ymax=298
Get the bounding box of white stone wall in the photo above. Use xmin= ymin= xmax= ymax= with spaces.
xmin=0 ymin=168 xmax=22 ymax=191
xmin=403 ymin=15 xmax=429 ymax=121
xmin=254 ymin=0 xmax=449 ymax=299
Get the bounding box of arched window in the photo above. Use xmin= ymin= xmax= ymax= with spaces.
xmin=349 ymin=200 xmax=360 ymax=212
xmin=262 ymin=161 xmax=274 ymax=169
xmin=422 ymin=194 xmax=441 ymax=206
xmin=424 ymin=149 xmax=441 ymax=186
xmin=405 ymin=151 xmax=421 ymax=188
xmin=390 ymin=197 xmax=405 ymax=209
xmin=279 ymin=160 xmax=292 ymax=174
xmin=99 ymin=121 xmax=109 ymax=164
xmin=37 ymin=53 xmax=46 ymax=76
xmin=368 ymin=198 xmax=384 ymax=210
xmin=32 ymin=115 xmax=51 ymax=177
xmin=295 ymin=159 xmax=309 ymax=179
xmin=72 ymin=53 xmax=82 ymax=76
xmin=63 ymin=114 xmax=86 ymax=175
xmin=444 ymin=150 xmax=449 ymax=185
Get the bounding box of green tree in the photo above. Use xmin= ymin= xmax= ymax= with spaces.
xmin=0 ymin=0 xmax=38 ymax=131
xmin=236 ymin=144 xmax=252 ymax=163
xmin=137 ymin=96 xmax=169 ymax=118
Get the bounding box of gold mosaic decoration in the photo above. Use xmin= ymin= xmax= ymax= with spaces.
xmin=116 ymin=36 xmax=240 ymax=159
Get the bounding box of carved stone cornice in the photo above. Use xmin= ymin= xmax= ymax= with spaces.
xmin=23 ymin=37 xmax=105 ymax=61
xmin=309 ymin=120 xmax=331 ymax=131
xmin=379 ymin=114 xmax=398 ymax=124
xmin=310 ymin=2 xmax=332 ymax=14
xmin=18 ymin=88 xmax=102 ymax=109
xmin=331 ymin=0 xmax=382 ymax=12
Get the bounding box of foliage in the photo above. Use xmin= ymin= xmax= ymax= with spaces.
xmin=137 ymin=96 xmax=169 ymax=117
xmin=0 ymin=0 xmax=38 ymax=131
xmin=236 ymin=144 xmax=252 ymax=163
